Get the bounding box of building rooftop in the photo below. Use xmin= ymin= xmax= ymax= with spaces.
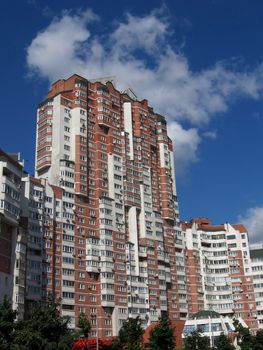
xmin=250 ymin=248 xmax=263 ymax=259
xmin=190 ymin=310 xmax=221 ymax=320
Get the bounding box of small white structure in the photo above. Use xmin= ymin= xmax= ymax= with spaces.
xmin=182 ymin=310 xmax=246 ymax=349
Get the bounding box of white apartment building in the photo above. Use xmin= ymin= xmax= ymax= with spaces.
xmin=250 ymin=247 xmax=263 ymax=328
xmin=0 ymin=150 xmax=26 ymax=319
xmin=183 ymin=218 xmax=258 ymax=333
xmin=182 ymin=310 xmax=246 ymax=349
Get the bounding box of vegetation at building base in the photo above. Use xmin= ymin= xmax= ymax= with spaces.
xmin=0 ymin=298 xmax=178 ymax=350
xmin=213 ymin=333 xmax=235 ymax=350
xmin=111 ymin=316 xmax=144 ymax=350
xmin=148 ymin=314 xmax=175 ymax=350
xmin=183 ymin=330 xmax=211 ymax=350
xmin=182 ymin=320 xmax=263 ymax=350
xmin=2 ymin=296 xmax=263 ymax=350
xmin=0 ymin=296 xmax=87 ymax=350
xmin=183 ymin=331 xmax=236 ymax=350
xmin=0 ymin=296 xmax=17 ymax=350
xmin=232 ymin=319 xmax=263 ymax=350
xmin=77 ymin=313 xmax=91 ymax=339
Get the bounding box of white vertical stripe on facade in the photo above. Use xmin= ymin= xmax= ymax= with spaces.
xmin=123 ymin=102 xmax=134 ymax=160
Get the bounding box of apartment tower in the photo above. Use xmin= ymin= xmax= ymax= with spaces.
xmin=0 ymin=150 xmax=26 ymax=319
xmin=35 ymin=74 xmax=184 ymax=337
xmin=250 ymin=247 xmax=263 ymax=328
xmin=182 ymin=218 xmax=258 ymax=333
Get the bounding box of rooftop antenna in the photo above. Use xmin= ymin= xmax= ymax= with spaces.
xmin=122 ymin=85 xmax=138 ymax=100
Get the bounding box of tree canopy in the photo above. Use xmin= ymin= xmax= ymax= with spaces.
xmin=0 ymin=297 xmax=77 ymax=350
xmin=184 ymin=330 xmax=211 ymax=350
xmin=12 ymin=299 xmax=76 ymax=350
xmin=149 ymin=314 xmax=175 ymax=350
xmin=114 ymin=316 xmax=144 ymax=350
xmin=233 ymin=319 xmax=254 ymax=350
xmin=77 ymin=313 xmax=91 ymax=339
xmin=213 ymin=333 xmax=234 ymax=350
xmin=0 ymin=296 xmax=17 ymax=350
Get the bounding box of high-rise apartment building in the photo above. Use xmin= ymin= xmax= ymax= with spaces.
xmin=0 ymin=149 xmax=55 ymax=318
xmin=34 ymin=74 xmax=184 ymax=337
xmin=250 ymin=247 xmax=263 ymax=328
xmin=0 ymin=150 xmax=26 ymax=319
xmin=2 ymin=73 xmax=262 ymax=343
xmin=182 ymin=218 xmax=258 ymax=333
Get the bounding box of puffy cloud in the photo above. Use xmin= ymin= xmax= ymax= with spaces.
xmin=27 ymin=9 xmax=98 ymax=80
xmin=110 ymin=11 xmax=169 ymax=54
xmin=26 ymin=8 xmax=263 ymax=173
xmin=239 ymin=207 xmax=263 ymax=245
xmin=168 ymin=122 xmax=201 ymax=175
xmin=203 ymin=130 xmax=217 ymax=139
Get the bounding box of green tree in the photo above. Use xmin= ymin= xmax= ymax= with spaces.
xmin=251 ymin=329 xmax=263 ymax=350
xmin=12 ymin=299 xmax=76 ymax=350
xmin=117 ymin=316 xmax=144 ymax=350
xmin=110 ymin=338 xmax=122 ymax=350
xmin=0 ymin=296 xmax=16 ymax=350
xmin=184 ymin=330 xmax=211 ymax=350
xmin=233 ymin=319 xmax=254 ymax=350
xmin=149 ymin=314 xmax=175 ymax=350
xmin=213 ymin=333 xmax=234 ymax=350
xmin=77 ymin=313 xmax=91 ymax=338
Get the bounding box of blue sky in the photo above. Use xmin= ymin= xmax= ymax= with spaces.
xmin=1 ymin=0 xmax=263 ymax=244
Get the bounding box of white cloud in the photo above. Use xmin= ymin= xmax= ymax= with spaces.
xmin=203 ymin=130 xmax=217 ymax=139
xmin=26 ymin=8 xmax=263 ymax=173
xmin=27 ymin=9 xmax=98 ymax=80
xmin=168 ymin=122 xmax=201 ymax=175
xmin=110 ymin=11 xmax=168 ymax=54
xmin=239 ymin=207 xmax=263 ymax=246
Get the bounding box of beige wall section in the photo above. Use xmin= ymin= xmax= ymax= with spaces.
xmin=123 ymin=102 xmax=134 ymax=160
xmin=169 ymin=150 xmax=177 ymax=195
xmin=107 ymin=153 xmax=115 ymax=199
xmin=127 ymin=206 xmax=139 ymax=276
xmin=50 ymin=94 xmax=64 ymax=185
xmin=139 ymin=184 xmax=146 ymax=239
xmin=158 ymin=143 xmax=169 ymax=168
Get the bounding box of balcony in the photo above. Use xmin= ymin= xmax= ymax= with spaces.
xmin=101 ymin=300 xmax=115 ymax=308
xmin=97 ymin=115 xmax=110 ymax=129
xmin=86 ymin=265 xmax=100 ymax=274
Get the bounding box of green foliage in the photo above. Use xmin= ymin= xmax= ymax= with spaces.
xmin=0 ymin=297 xmax=80 ymax=350
xmin=213 ymin=333 xmax=234 ymax=350
xmin=233 ymin=319 xmax=253 ymax=350
xmin=184 ymin=330 xmax=211 ymax=350
xmin=0 ymin=296 xmax=17 ymax=350
xmin=109 ymin=337 xmax=122 ymax=350
xmin=149 ymin=314 xmax=175 ymax=350
xmin=12 ymin=299 xmax=76 ymax=350
xmin=117 ymin=316 xmax=144 ymax=350
xmin=251 ymin=329 xmax=263 ymax=350
xmin=77 ymin=313 xmax=91 ymax=338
